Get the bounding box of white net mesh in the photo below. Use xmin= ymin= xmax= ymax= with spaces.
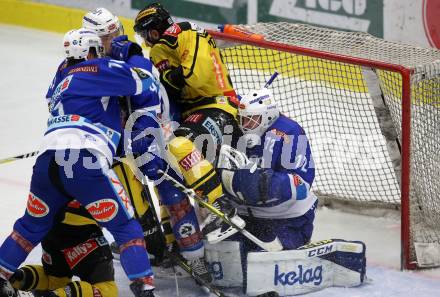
xmin=211 ymin=22 xmax=440 ymax=268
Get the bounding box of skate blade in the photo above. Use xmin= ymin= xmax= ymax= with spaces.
xmin=206 ymin=225 xmax=239 ymax=244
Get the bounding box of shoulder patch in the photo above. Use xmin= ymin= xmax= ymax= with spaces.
xmin=164 ymin=23 xmax=182 ymax=37
xmin=155 ymin=59 xmax=170 ymax=72
xmin=269 ymin=128 xmax=290 ymax=143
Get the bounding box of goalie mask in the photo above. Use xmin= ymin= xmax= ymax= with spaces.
xmin=238 ymin=87 xmax=280 ymax=139
xmin=63 ymin=29 xmax=104 ymax=60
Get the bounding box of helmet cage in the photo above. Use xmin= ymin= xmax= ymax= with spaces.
xmin=238 ymin=87 xmax=280 ymax=136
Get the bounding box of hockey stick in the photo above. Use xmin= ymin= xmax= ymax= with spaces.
xmin=0 ymin=151 xmax=39 ymax=165
xmin=158 ymin=170 xmax=283 ymax=252
xmin=140 ymin=177 xmax=232 ymax=297
xmin=264 ymin=71 xmax=279 ymax=88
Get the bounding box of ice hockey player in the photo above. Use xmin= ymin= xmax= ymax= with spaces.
xmin=205 ymin=82 xmax=366 ymax=296
xmin=0 ymin=29 xmax=160 ymax=297
xmin=81 ymin=7 xmax=212 ymax=283
xmin=218 ymin=84 xmax=318 ymax=252
xmin=133 ymin=2 xmax=246 ymax=239
xmin=7 ymin=201 xmax=117 ymax=297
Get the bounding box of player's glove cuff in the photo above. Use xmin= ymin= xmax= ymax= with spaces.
xmin=110 ymin=35 xmax=143 ymax=61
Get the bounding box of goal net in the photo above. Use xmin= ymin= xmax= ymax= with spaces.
xmin=209 ymin=22 xmax=440 ymax=269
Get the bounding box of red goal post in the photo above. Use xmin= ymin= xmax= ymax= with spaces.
xmin=208 ymin=22 xmax=440 ymax=270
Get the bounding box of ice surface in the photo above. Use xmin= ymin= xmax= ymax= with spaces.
xmin=0 ymin=25 xmax=439 ymax=297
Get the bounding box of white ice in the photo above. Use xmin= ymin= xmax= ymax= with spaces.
xmin=0 ymin=25 xmax=439 ymax=297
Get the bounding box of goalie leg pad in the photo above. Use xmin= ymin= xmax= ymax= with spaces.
xmin=245 ymin=239 xmax=366 ymax=296
xmin=204 ymin=240 xmax=245 ymax=287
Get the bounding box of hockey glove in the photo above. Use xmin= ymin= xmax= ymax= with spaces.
xmin=220 ymin=168 xmax=273 ymax=205
xmin=110 ymin=35 xmax=143 ymax=61
xmin=128 ymin=128 xmax=167 ymax=180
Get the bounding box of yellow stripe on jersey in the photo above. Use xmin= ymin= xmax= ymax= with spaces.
xmin=62 ymin=212 xmax=97 ymax=226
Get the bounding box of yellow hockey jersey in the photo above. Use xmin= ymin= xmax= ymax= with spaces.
xmin=149 ymin=22 xmax=238 ymax=117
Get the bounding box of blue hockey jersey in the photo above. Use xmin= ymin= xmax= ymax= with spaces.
xmin=236 ymin=114 xmax=317 ymax=219
xmin=41 ymin=57 xmax=160 ymax=162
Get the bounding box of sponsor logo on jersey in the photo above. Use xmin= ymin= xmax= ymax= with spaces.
xmin=42 ymin=249 xmax=52 ymax=265
xmin=68 ymin=65 xmax=98 ymax=74
xmin=26 ymin=192 xmax=49 ymax=217
xmin=47 ymin=114 xmax=80 ymax=126
xmin=63 ymin=238 xmax=100 ymax=269
xmin=179 ymin=150 xmax=203 ymax=171
xmin=274 ymin=264 xmax=323 ymax=286
xmin=133 ymin=67 xmax=149 ymax=79
xmin=164 ymin=23 xmax=182 ymax=37
xmin=292 ymin=174 xmax=303 ymax=187
xmin=86 ymin=199 xmax=118 ymax=222
xmin=109 ymin=173 xmax=134 ymax=217
xmin=269 ymin=128 xmax=290 ymax=143
xmin=202 ymin=118 xmax=222 ymax=145
xmin=210 ymin=52 xmax=226 ymax=90
xmin=155 ymin=59 xmax=170 ymax=72
xmin=181 ymin=49 xmax=189 ymax=62
xmin=184 ymin=113 xmax=204 ymax=123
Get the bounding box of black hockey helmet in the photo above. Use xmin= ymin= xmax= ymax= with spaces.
xmin=133 ymin=2 xmax=173 ymax=36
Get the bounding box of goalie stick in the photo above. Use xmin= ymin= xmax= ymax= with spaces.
xmin=139 ymin=176 xmax=232 ymax=297
xmin=158 ymin=170 xmax=283 ymax=252
xmin=0 ymin=151 xmax=38 ymax=165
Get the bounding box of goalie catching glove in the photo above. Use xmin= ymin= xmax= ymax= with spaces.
xmin=218 ymin=145 xmax=310 ymax=205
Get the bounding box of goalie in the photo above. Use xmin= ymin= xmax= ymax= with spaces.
xmin=218 ymin=85 xmax=317 ymax=252
xmin=206 ymin=82 xmax=366 ymax=296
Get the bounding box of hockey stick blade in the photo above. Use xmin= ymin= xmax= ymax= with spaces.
xmin=158 ymin=170 xmax=283 ymax=252
xmin=0 ymin=151 xmax=39 ymax=165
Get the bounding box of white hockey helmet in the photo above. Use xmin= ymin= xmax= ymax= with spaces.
xmin=63 ymin=29 xmax=104 ymax=60
xmin=82 ymin=8 xmax=123 ymax=37
xmin=238 ymin=87 xmax=280 ymax=137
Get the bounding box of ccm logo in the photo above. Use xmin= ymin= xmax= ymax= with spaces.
xmin=307 ymin=245 xmax=333 ymax=257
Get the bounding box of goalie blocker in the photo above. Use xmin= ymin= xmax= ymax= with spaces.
xmin=205 ymin=239 xmax=366 ymax=296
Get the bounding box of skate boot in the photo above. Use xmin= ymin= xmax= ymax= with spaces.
xmin=0 ymin=278 xmax=17 ymax=297
xmin=187 ymin=257 xmax=212 ymax=284
xmin=202 ymin=195 xmax=245 ymax=243
xmin=130 ymin=276 xmax=158 ymax=297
